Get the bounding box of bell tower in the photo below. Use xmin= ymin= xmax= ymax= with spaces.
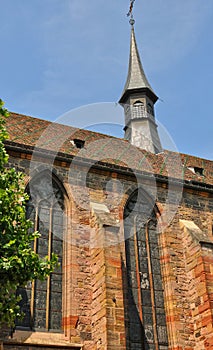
xmin=119 ymin=13 xmax=162 ymax=153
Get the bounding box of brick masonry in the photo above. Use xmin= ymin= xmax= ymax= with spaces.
xmin=0 ymin=147 xmax=213 ymax=350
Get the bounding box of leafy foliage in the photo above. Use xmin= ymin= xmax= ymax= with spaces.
xmin=0 ymin=100 xmax=58 ymax=327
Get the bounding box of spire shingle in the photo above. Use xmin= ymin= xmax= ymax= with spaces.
xmin=119 ymin=26 xmax=158 ymax=103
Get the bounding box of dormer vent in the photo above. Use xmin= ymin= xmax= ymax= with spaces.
xmin=70 ymin=139 xmax=85 ymax=149
xmin=188 ymin=166 xmax=204 ymax=176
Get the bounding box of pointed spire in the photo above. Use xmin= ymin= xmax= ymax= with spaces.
xmin=119 ymin=18 xmax=162 ymax=154
xmin=119 ymin=24 xmax=158 ymax=104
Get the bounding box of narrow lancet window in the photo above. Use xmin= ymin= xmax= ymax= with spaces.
xmin=16 ymin=173 xmax=64 ymax=332
xmin=124 ymin=189 xmax=168 ymax=349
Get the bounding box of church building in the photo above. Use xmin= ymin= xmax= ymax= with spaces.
xmin=1 ymin=13 xmax=213 ymax=350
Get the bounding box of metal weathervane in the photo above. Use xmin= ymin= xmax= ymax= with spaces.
xmin=127 ymin=0 xmax=136 ymax=25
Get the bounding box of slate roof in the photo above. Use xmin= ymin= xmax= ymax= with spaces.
xmin=5 ymin=112 xmax=213 ymax=186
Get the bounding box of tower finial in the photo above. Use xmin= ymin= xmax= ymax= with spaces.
xmin=127 ymin=0 xmax=136 ymax=26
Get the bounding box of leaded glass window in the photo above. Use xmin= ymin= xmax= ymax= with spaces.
xmin=16 ymin=174 xmax=64 ymax=332
xmin=124 ymin=189 xmax=168 ymax=350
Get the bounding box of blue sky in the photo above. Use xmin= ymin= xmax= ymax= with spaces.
xmin=1 ymin=0 xmax=213 ymax=160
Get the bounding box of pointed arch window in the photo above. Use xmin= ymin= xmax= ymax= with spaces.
xmin=132 ymin=100 xmax=145 ymax=119
xmin=124 ymin=189 xmax=168 ymax=349
xmin=16 ymin=173 xmax=65 ymax=332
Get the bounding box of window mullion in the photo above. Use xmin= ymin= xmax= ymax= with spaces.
xmin=46 ymin=207 xmax=53 ymax=330
xmin=30 ymin=206 xmax=39 ymax=325
xmin=145 ymin=220 xmax=159 ymax=349
xmin=133 ymin=217 xmax=143 ymax=323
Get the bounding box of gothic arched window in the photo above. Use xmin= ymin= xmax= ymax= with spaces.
xmin=124 ymin=189 xmax=168 ymax=349
xmin=16 ymin=173 xmax=65 ymax=332
xmin=132 ymin=100 xmax=145 ymax=119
